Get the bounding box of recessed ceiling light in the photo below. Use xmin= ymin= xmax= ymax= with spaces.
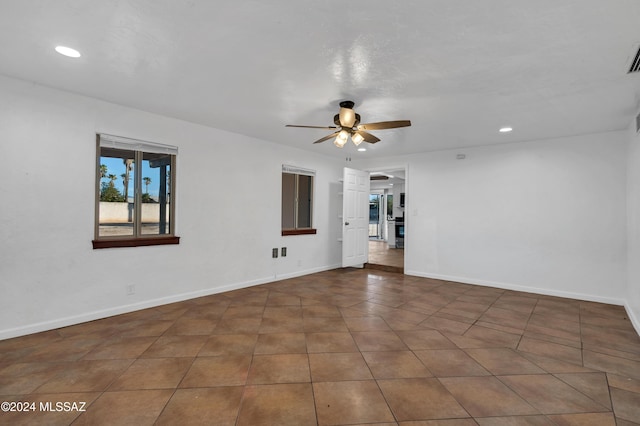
xmin=499 ymin=127 xmax=513 ymax=133
xmin=357 ymin=147 xmax=366 ymax=152
xmin=55 ymin=46 xmax=81 ymax=58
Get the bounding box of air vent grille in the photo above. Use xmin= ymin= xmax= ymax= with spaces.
xmin=629 ymin=45 xmax=640 ymax=74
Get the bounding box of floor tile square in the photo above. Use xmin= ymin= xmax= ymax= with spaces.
xmin=21 ymin=337 xmax=102 ymax=363
xmin=475 ymin=415 xmax=554 ymax=425
xmin=498 ymin=374 xmax=610 ymax=414
xmin=259 ymin=317 xmax=305 ymax=333
xmin=109 ymin=357 xmax=193 ymax=390
xmin=254 ymin=332 xmax=307 ymax=354
xmin=414 ymin=349 xmax=491 ymax=377
xmin=34 ymin=359 xmax=132 ymax=393
xmin=463 ymin=325 xmax=521 ymax=348
xmin=397 ymin=329 xmax=457 ymax=350
xmin=517 ymin=336 xmax=583 ymax=366
xmin=439 ymin=376 xmax=538 ymax=417
xmin=213 ymin=318 xmax=263 ymax=334
xmin=547 ymin=412 xmax=616 ymax=426
xmin=302 ymin=304 xmax=342 ymax=317
xmin=554 ymin=372 xmax=612 ymax=409
xmin=351 ymin=331 xmax=408 ymax=351
xmin=263 ymin=306 xmax=302 ymax=320
xmin=378 ymin=378 xmax=469 ymax=421
xmin=314 ymin=380 xmax=395 ymax=425
xmin=164 ymin=317 xmax=218 ymax=335
xmin=72 ymin=389 xmax=173 ymax=425
xmin=198 ymin=334 xmax=258 ymax=356
xmin=419 ymin=316 xmax=473 ymax=335
xmin=362 ymin=351 xmax=433 ymax=379
xmin=156 ymin=387 xmax=244 ymax=426
xmin=343 ymin=315 xmax=392 ymax=331
xmin=180 ymin=355 xmax=251 ymax=387
xmin=610 ymin=387 xmax=640 ymax=423
xmin=305 ymin=332 xmax=358 ymax=353
xmin=247 ymin=353 xmax=310 ymax=384
xmin=237 ymin=383 xmax=316 ymax=426
xmin=140 ymin=335 xmax=207 ymax=358
xmin=82 ymin=336 xmax=157 ymax=360
xmin=0 ymin=362 xmax=68 ymax=394
xmin=464 ymin=348 xmax=545 ymax=375
xmin=303 ymin=317 xmax=349 ymax=332
xmin=583 ymin=350 xmax=640 ymax=380
xmin=309 ymin=352 xmax=372 ymax=381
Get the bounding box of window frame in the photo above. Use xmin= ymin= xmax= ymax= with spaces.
xmin=281 ymin=165 xmax=317 ymax=236
xmin=92 ymin=134 xmax=179 ymax=249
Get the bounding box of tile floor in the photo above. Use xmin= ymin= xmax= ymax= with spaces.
xmin=367 ymin=240 xmax=404 ymax=273
xmin=1 ymin=268 xmax=640 ymax=425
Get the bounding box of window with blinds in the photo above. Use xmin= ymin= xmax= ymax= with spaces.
xmin=282 ymin=165 xmax=316 ymax=236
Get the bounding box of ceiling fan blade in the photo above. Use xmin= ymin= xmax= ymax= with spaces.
xmin=355 ymin=130 xmax=381 ymax=144
xmin=312 ymin=131 xmax=340 ymax=144
xmin=286 ymin=124 xmax=337 ymax=130
xmin=357 ymin=120 xmax=411 ymax=131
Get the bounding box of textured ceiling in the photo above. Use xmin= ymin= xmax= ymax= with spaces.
xmin=1 ymin=1 xmax=639 ymax=158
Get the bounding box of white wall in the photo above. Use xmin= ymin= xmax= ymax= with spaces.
xmin=357 ymin=132 xmax=628 ymax=305
xmin=0 ymin=72 xmax=635 ymax=339
xmin=0 ymin=75 xmax=343 ymax=339
xmin=627 ymin=112 xmax=640 ymax=331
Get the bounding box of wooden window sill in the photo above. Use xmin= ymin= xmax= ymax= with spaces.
xmin=282 ymin=229 xmax=317 ymax=236
xmin=92 ymin=236 xmax=180 ymax=249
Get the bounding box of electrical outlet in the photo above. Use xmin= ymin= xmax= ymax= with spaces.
xmin=281 ymin=247 xmax=287 ymax=257
xmin=126 ymin=284 xmax=135 ymax=295
xmin=272 ymin=248 xmax=278 ymax=258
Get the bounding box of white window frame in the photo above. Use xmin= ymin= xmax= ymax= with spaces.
xmin=93 ymin=133 xmax=179 ymax=249
xmin=282 ymin=165 xmax=316 ymax=236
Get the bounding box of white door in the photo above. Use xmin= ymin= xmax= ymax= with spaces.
xmin=342 ymin=167 xmax=370 ymax=267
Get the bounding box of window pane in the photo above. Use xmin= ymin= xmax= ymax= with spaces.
xmin=98 ymin=148 xmax=135 ymax=237
xmin=297 ymin=175 xmax=312 ymax=228
xmin=141 ymin=152 xmax=172 ymax=235
xmin=282 ymin=173 xmax=296 ymax=229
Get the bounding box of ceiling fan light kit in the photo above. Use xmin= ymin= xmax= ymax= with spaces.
xmin=334 ymin=130 xmax=349 ymax=147
xmin=286 ymin=100 xmax=411 ymax=148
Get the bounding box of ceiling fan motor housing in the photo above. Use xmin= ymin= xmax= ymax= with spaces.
xmin=334 ymin=113 xmax=360 ymax=128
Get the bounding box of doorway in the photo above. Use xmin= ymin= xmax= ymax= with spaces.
xmin=369 ymin=193 xmax=383 ymax=239
xmin=366 ymin=168 xmax=406 ymax=273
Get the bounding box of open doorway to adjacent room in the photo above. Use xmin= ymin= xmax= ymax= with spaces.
xmin=367 ymin=168 xmax=406 ymax=273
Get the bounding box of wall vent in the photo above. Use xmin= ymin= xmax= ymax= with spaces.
xmin=629 ymin=45 xmax=640 ymax=74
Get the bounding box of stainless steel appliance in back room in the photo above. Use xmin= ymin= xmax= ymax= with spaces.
xmin=395 ymin=215 xmax=404 ymax=249
xmin=395 ymin=192 xmax=405 ymax=248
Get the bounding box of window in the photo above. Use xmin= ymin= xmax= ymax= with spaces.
xmin=281 ymin=165 xmax=316 ymax=236
xmin=93 ymin=134 xmax=179 ymax=249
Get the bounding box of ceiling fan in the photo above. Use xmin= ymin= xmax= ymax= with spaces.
xmin=286 ymin=100 xmax=411 ymax=148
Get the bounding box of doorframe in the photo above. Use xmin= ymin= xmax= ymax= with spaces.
xmin=365 ymin=163 xmax=409 ymax=272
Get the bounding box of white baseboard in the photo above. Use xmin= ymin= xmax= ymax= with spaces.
xmin=4 ymin=265 xmax=637 ymax=341
xmin=624 ymin=302 xmax=640 ymax=337
xmin=0 ymin=264 xmax=340 ymax=341
xmin=404 ymin=270 xmax=627 ymax=306
xmin=274 ymin=263 xmax=342 ymax=281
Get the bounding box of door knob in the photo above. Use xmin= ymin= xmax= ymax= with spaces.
xmin=345 ymin=222 xmax=350 ymax=226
